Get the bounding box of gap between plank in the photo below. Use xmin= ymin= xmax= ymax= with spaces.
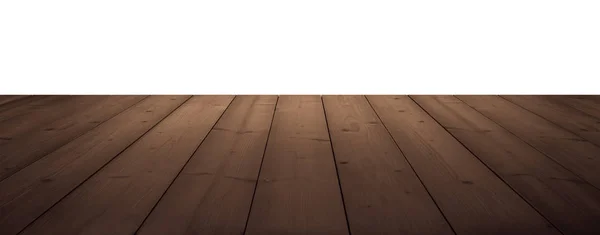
xmin=17 ymin=95 xmax=193 ymax=235
xmin=408 ymin=95 xmax=564 ymax=235
xmin=321 ymin=95 xmax=353 ymax=235
xmin=363 ymin=95 xmax=458 ymax=235
xmin=499 ymin=95 xmax=600 ymax=150
xmin=1 ymin=95 xmax=149 ymax=184
xmin=134 ymin=95 xmax=237 ymax=234
xmin=454 ymin=95 xmax=600 ymax=192
xmin=241 ymin=96 xmax=278 ymax=235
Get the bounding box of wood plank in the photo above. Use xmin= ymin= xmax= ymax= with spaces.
xmin=366 ymin=95 xmax=559 ymax=235
xmin=0 ymin=96 xmax=64 ymax=123
xmin=548 ymin=95 xmax=600 ymax=120
xmin=0 ymin=96 xmax=29 ymax=107
xmin=18 ymin=95 xmax=233 ymax=235
xmin=137 ymin=95 xmax=277 ymax=235
xmin=322 ymin=95 xmax=453 ymax=235
xmin=457 ymin=95 xmax=600 ymax=189
xmin=244 ymin=95 xmax=348 ymax=235
xmin=16 ymin=95 xmax=233 ymax=234
xmin=502 ymin=95 xmax=600 ymax=146
xmin=0 ymin=96 xmax=116 ymax=146
xmin=0 ymin=95 xmax=190 ymax=235
xmin=412 ymin=95 xmax=600 ymax=235
xmin=563 ymin=95 xmax=600 ymax=103
xmin=0 ymin=96 xmax=47 ymax=115
xmin=0 ymin=95 xmax=146 ymax=181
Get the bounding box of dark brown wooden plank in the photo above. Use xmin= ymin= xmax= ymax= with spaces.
xmin=18 ymin=95 xmax=234 ymax=235
xmin=0 ymin=96 xmax=48 ymax=115
xmin=0 ymin=95 xmax=146 ymax=181
xmin=322 ymin=95 xmax=453 ymax=235
xmin=413 ymin=95 xmax=600 ymax=235
xmin=0 ymin=96 xmax=67 ymax=125
xmin=244 ymin=95 xmax=348 ymax=235
xmin=457 ymin=95 xmax=600 ymax=189
xmin=137 ymin=95 xmax=277 ymax=235
xmin=0 ymin=96 xmax=29 ymax=107
xmin=562 ymin=95 xmax=600 ymax=103
xmin=502 ymin=95 xmax=600 ymax=147
xmin=548 ymin=95 xmax=600 ymax=120
xmin=0 ymin=96 xmax=141 ymax=147
xmin=0 ymin=95 xmax=190 ymax=235
xmin=367 ymin=95 xmax=559 ymax=235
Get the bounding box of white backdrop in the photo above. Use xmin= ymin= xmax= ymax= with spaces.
xmin=1 ymin=1 xmax=598 ymax=94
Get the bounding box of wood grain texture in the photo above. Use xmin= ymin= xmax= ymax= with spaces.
xmin=323 ymin=95 xmax=453 ymax=235
xmin=367 ymin=95 xmax=559 ymax=235
xmin=563 ymin=95 xmax=600 ymax=102
xmin=0 ymin=96 xmax=29 ymax=107
xmin=0 ymin=96 xmax=133 ymax=140
xmin=0 ymin=96 xmax=48 ymax=116
xmin=502 ymin=95 xmax=600 ymax=147
xmin=0 ymin=96 xmax=87 ymax=139
xmin=0 ymin=95 xmax=145 ymax=181
xmin=553 ymin=96 xmax=600 ymax=119
xmin=137 ymin=96 xmax=277 ymax=235
xmin=18 ymin=95 xmax=234 ymax=235
xmin=0 ymin=96 xmax=65 ymax=123
xmin=413 ymin=95 xmax=600 ymax=235
xmin=0 ymin=95 xmax=597 ymax=235
xmin=0 ymin=96 xmax=73 ymax=141
xmin=245 ymin=95 xmax=348 ymax=235
xmin=457 ymin=95 xmax=600 ymax=189
xmin=0 ymin=95 xmax=190 ymax=235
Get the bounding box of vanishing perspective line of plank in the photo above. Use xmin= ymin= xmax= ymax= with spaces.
xmin=552 ymin=96 xmax=600 ymax=119
xmin=245 ymin=95 xmax=349 ymax=235
xmin=0 ymin=95 xmax=146 ymax=181
xmin=0 ymin=95 xmax=599 ymax=235
xmin=412 ymin=95 xmax=600 ymax=235
xmin=137 ymin=95 xmax=277 ymax=235
xmin=366 ymin=95 xmax=559 ymax=235
xmin=323 ymin=95 xmax=453 ymax=235
xmin=501 ymin=95 xmax=600 ymax=148
xmin=457 ymin=95 xmax=600 ymax=190
xmin=0 ymin=96 xmax=191 ymax=235
xmin=18 ymin=95 xmax=234 ymax=235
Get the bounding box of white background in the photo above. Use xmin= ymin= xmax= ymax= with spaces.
xmin=1 ymin=1 xmax=599 ymax=94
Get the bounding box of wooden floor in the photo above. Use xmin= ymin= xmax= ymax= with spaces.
xmin=1 ymin=95 xmax=600 ymax=235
